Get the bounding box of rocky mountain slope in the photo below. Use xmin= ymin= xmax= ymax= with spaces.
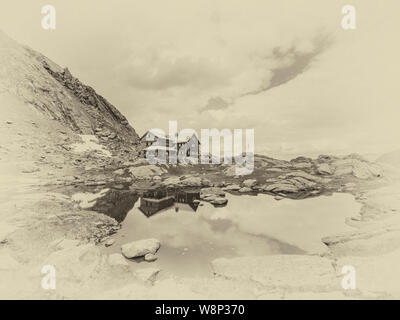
xmin=0 ymin=30 xmax=139 ymax=159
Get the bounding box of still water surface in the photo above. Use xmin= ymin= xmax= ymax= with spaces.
xmin=104 ymin=192 xmax=360 ymax=277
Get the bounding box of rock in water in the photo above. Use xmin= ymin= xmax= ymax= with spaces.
xmin=200 ymin=187 xmax=226 ymax=198
xmin=121 ymin=238 xmax=161 ymax=258
xmin=223 ymin=184 xmax=241 ymax=191
xmin=210 ymin=197 xmax=228 ymax=205
xmin=242 ymin=179 xmax=257 ymax=188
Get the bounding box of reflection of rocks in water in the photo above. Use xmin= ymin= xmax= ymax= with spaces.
xmin=139 ymin=188 xmax=200 ymax=217
xmin=174 ymin=202 xmax=199 ymax=213
xmin=91 ymin=189 xmax=139 ymax=222
xmin=174 ymin=190 xmax=200 ymax=212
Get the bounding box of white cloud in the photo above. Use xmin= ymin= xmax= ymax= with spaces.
xmin=1 ymin=0 xmax=399 ymax=158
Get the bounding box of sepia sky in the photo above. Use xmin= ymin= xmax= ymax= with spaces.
xmin=1 ymin=0 xmax=399 ymax=159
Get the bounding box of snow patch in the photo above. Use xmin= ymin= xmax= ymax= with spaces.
xmin=72 ymin=135 xmax=111 ymax=157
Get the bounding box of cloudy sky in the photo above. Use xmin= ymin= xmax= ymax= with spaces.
xmin=1 ymin=0 xmax=399 ymax=159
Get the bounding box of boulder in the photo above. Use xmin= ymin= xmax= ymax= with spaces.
xmin=223 ymin=164 xmax=253 ymax=177
xmin=129 ymin=165 xmax=166 ymax=180
xmin=161 ymin=175 xmax=206 ymax=187
xmin=352 ymin=161 xmax=382 ymax=179
xmin=144 ymin=253 xmax=158 ymax=262
xmin=316 ymin=163 xmax=334 ymax=175
xmin=201 ymin=178 xmax=212 ymax=187
xmin=200 ymin=187 xmax=225 ymax=198
xmin=223 ymin=184 xmax=241 ymax=191
xmin=215 ymin=181 xmax=226 ymax=187
xmin=181 ymin=176 xmax=202 ymax=187
xmin=161 ymin=176 xmax=181 ymax=187
xmin=242 ymin=179 xmax=257 ymax=188
xmin=121 ymin=238 xmax=161 ymax=259
xmin=210 ymin=197 xmax=228 ymax=206
xmin=239 ymin=187 xmax=252 ymax=193
xmin=202 ymin=194 xmax=215 ymax=201
xmin=104 ymin=238 xmax=115 ymax=247
xmin=333 ymin=158 xmax=382 ymax=179
xmin=262 ymin=169 xmax=325 ymax=194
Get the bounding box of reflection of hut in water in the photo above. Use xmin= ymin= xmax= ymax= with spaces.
xmin=139 ymin=188 xmax=200 ymax=217
xmin=174 ymin=201 xmax=199 ymax=213
xmin=175 ymin=190 xmax=200 ymax=203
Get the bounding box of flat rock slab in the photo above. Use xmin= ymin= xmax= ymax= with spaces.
xmin=212 ymin=255 xmax=339 ymax=292
xmin=121 ymin=238 xmax=161 ymax=259
xmin=43 ymin=244 xmax=101 ymax=282
xmin=336 ymin=248 xmax=400 ymax=298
